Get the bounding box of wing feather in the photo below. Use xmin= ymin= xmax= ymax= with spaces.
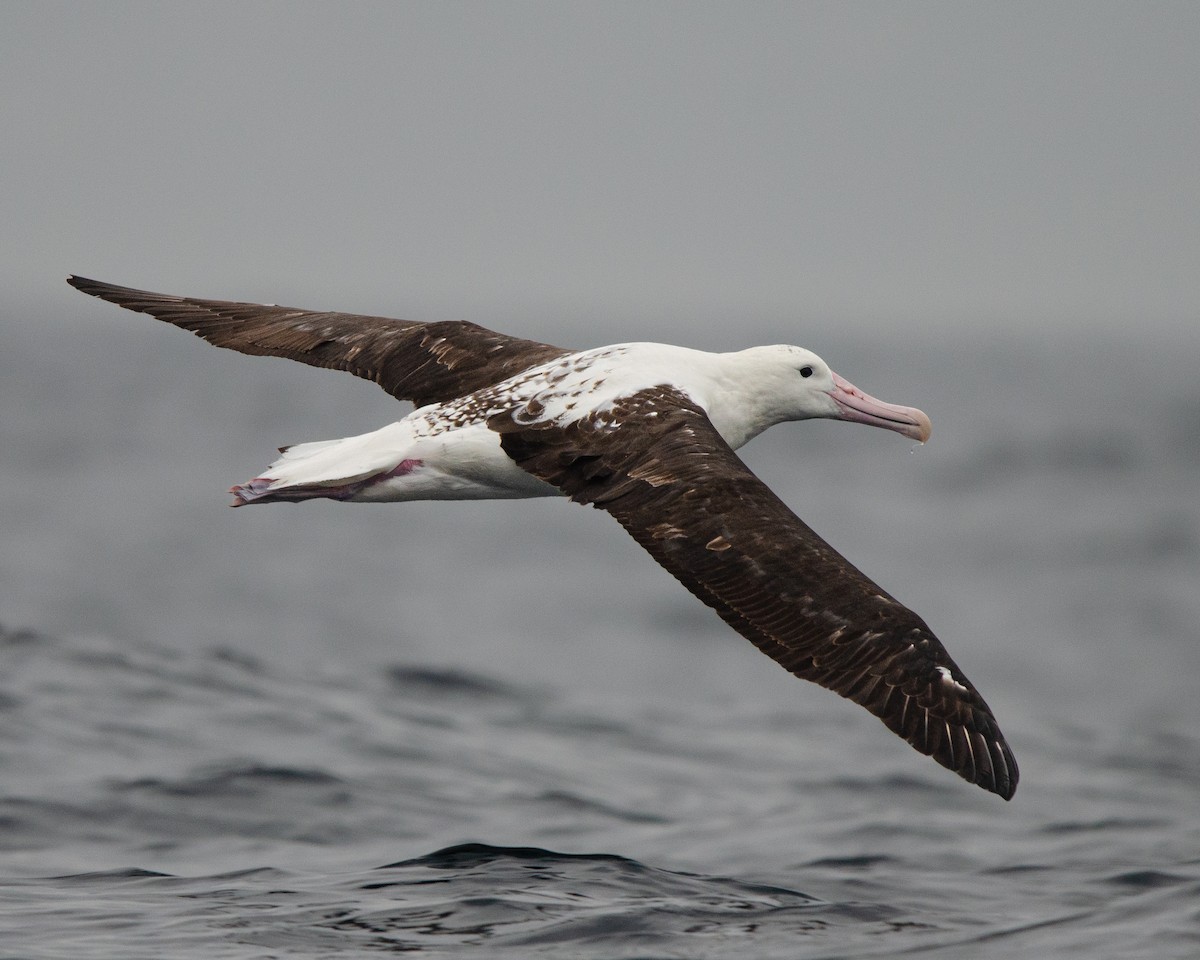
xmin=490 ymin=386 xmax=1017 ymax=798
xmin=67 ymin=276 xmax=569 ymax=408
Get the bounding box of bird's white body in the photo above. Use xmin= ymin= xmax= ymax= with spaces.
xmin=255 ymin=423 xmax=552 ymax=503
xmin=238 ymin=342 xmax=849 ymax=506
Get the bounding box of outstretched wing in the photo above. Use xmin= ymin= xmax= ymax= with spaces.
xmin=67 ymin=276 xmax=570 ymax=408
xmin=490 ymin=386 xmax=1018 ymax=799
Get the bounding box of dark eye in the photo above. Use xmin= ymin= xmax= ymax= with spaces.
xmin=799 ymin=365 xmax=814 ymax=378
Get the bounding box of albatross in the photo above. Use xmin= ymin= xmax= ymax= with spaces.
xmin=67 ymin=276 xmax=1018 ymax=799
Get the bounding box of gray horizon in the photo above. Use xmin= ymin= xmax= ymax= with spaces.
xmin=4 ymin=1 xmax=1198 ymax=344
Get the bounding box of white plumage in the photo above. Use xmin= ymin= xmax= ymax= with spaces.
xmin=231 ymin=342 xmax=919 ymax=506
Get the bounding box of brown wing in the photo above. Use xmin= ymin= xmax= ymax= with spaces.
xmin=67 ymin=276 xmax=570 ymax=408
xmin=490 ymin=387 xmax=1018 ymax=799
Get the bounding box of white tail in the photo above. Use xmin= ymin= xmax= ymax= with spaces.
xmin=230 ymin=431 xmax=411 ymax=506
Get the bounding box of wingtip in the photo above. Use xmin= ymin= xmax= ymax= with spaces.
xmin=66 ymin=276 xmax=184 ymax=311
xmin=982 ymin=769 xmax=1018 ymax=801
xmin=963 ymin=730 xmax=1019 ymax=800
xmin=991 ymin=741 xmax=1020 ymax=801
xmin=66 ymin=275 xmax=114 ymax=299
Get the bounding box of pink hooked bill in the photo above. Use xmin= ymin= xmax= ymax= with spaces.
xmin=827 ymin=372 xmax=932 ymax=443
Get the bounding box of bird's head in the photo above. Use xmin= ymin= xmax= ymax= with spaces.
xmin=738 ymin=345 xmax=932 ymax=444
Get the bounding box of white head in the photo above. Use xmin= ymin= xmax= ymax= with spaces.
xmin=727 ymin=344 xmax=932 ymax=446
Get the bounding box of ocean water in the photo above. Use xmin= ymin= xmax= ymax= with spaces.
xmin=2 ymin=313 xmax=1199 ymax=958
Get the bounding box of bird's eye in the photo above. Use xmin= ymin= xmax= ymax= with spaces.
xmin=799 ymin=365 xmax=814 ymax=378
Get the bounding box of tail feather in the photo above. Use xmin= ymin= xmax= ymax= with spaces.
xmin=230 ymin=475 xmax=370 ymax=506
xmin=229 ymin=428 xmax=413 ymax=506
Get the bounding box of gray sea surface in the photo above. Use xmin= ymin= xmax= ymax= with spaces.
xmin=2 ymin=313 xmax=1199 ymax=958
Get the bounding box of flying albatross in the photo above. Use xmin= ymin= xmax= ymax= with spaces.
xmin=67 ymin=275 xmax=1018 ymax=799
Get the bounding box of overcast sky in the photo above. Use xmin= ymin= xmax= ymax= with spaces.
xmin=5 ymin=1 xmax=1197 ymax=343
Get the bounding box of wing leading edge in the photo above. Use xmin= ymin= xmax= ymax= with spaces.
xmin=490 ymin=386 xmax=1018 ymax=799
xmin=67 ymin=276 xmax=570 ymax=408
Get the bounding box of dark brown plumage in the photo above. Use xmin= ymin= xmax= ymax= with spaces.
xmin=493 ymin=387 xmax=1017 ymax=799
xmin=66 ymin=276 xmax=570 ymax=408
